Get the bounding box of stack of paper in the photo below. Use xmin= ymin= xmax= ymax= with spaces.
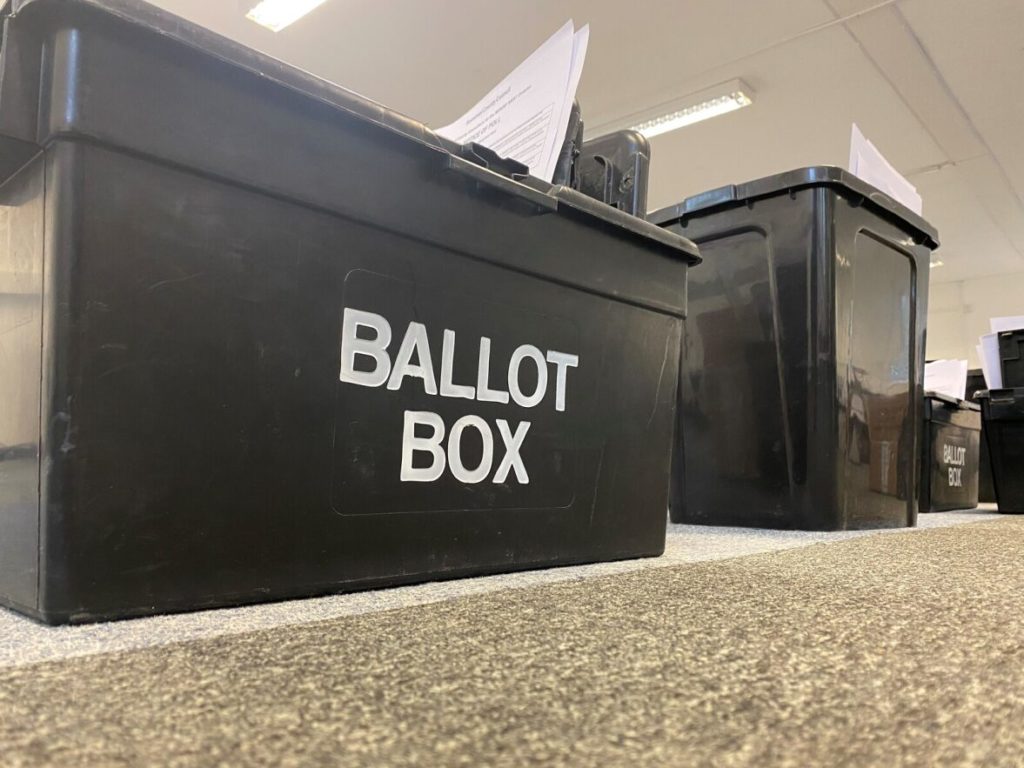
xmin=924 ymin=359 xmax=969 ymax=401
xmin=978 ymin=316 xmax=1024 ymax=389
xmin=849 ymin=124 xmax=923 ymax=215
xmin=437 ymin=21 xmax=589 ymax=183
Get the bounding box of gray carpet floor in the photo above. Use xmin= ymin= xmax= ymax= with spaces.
xmin=2 ymin=516 xmax=1024 ymax=767
xmin=0 ymin=509 xmax=998 ymax=668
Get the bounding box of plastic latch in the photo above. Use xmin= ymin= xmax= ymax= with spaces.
xmin=684 ymin=184 xmax=740 ymax=216
xmin=458 ymin=143 xmax=530 ymax=181
xmin=442 ymin=154 xmax=557 ymax=214
xmin=990 ymin=389 xmax=1018 ymax=405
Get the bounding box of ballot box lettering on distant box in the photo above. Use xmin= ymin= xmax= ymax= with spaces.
xmin=919 ymin=393 xmax=981 ymax=514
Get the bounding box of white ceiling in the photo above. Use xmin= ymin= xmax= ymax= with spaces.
xmin=143 ymin=0 xmax=1024 ymax=286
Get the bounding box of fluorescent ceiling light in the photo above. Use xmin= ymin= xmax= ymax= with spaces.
xmin=930 ymin=259 xmax=944 ymax=268
xmin=631 ymin=90 xmax=753 ymax=139
xmin=587 ymin=79 xmax=755 ymax=141
xmin=246 ymin=0 xmax=329 ymax=32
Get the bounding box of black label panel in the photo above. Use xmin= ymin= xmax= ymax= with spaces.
xmin=331 ymin=270 xmax=581 ymax=515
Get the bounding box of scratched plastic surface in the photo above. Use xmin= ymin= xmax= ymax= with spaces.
xmin=651 ymin=167 xmax=938 ymax=530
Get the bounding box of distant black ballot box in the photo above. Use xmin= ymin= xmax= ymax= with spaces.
xmin=0 ymin=0 xmax=701 ymax=624
xmin=998 ymin=329 xmax=1024 ymax=388
xmin=965 ymin=369 xmax=996 ymax=503
xmin=976 ymin=389 xmax=1024 ymax=514
xmin=919 ymin=393 xmax=981 ymax=513
xmin=651 ymin=167 xmax=939 ymax=531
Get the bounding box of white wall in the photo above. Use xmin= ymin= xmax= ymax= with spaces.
xmin=927 ymin=270 xmax=1024 ymax=367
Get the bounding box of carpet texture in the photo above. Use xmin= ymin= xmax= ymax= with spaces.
xmin=1 ymin=510 xmax=998 ymax=669
xmin=2 ymin=517 xmax=1024 ymax=767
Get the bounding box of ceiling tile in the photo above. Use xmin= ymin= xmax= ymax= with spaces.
xmin=899 ymin=0 xmax=1024 ymax=205
xmin=645 ymin=24 xmax=946 ymax=210
xmin=839 ymin=5 xmax=986 ymax=163
xmin=913 ymin=162 xmax=1024 ymax=283
xmin=145 ymin=0 xmax=834 ymax=128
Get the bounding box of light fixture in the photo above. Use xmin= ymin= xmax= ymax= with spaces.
xmin=930 ymin=259 xmax=944 ymax=268
xmin=586 ymin=79 xmax=755 ymax=141
xmin=246 ymin=0 xmax=329 ymax=32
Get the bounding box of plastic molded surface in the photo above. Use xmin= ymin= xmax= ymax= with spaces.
xmin=920 ymin=394 xmax=981 ymax=513
xmin=998 ymin=330 xmax=1024 ymax=389
xmin=966 ymin=369 xmax=997 ymax=503
xmin=977 ymin=389 xmax=1024 ymax=514
xmin=651 ymin=168 xmax=937 ymax=530
xmin=575 ymin=131 xmax=650 ymax=217
xmin=0 ymin=0 xmax=699 ymax=624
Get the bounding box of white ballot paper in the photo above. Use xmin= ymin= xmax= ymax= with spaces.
xmin=924 ymin=359 xmax=969 ymax=401
xmin=437 ymin=21 xmax=589 ymax=182
xmin=979 ymin=333 xmax=1003 ymax=389
xmin=849 ymin=123 xmax=923 ymax=215
xmin=977 ymin=317 xmax=1024 ymax=389
xmin=990 ymin=316 xmax=1024 ymax=334
xmin=977 ymin=344 xmax=990 ymax=388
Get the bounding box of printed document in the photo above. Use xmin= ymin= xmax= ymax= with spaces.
xmin=924 ymin=359 xmax=969 ymax=401
xmin=437 ymin=21 xmax=589 ymax=182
